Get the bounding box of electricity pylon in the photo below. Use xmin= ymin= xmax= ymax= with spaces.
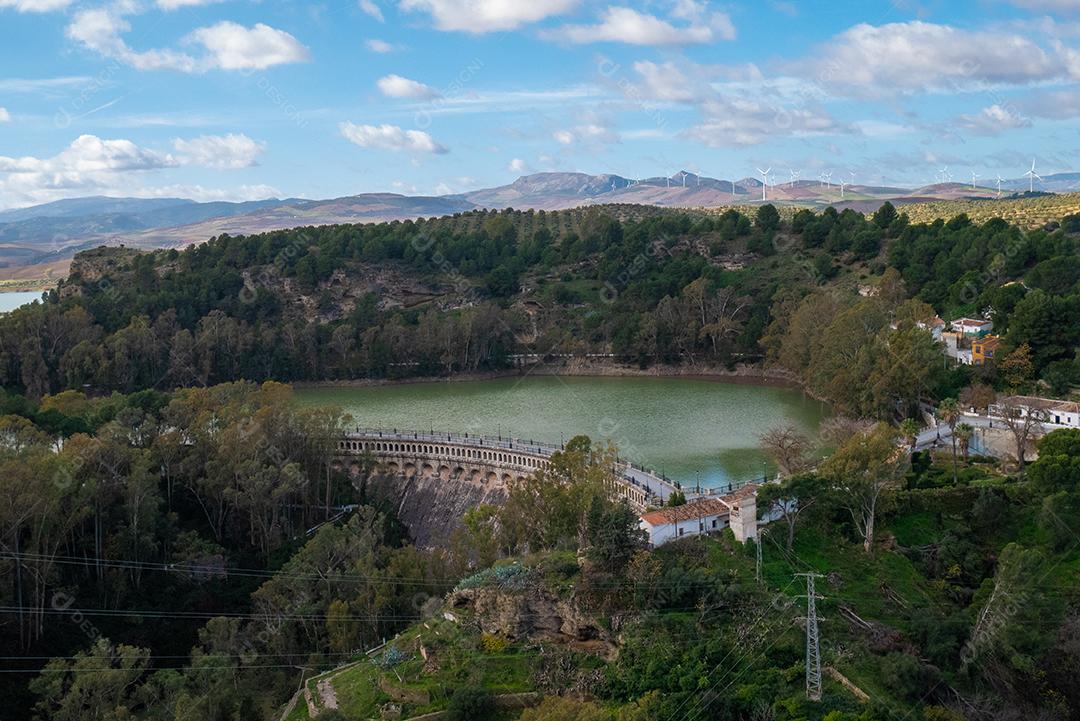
xmin=795 ymin=572 xmax=824 ymax=701
xmin=755 ymin=538 xmax=763 ymax=583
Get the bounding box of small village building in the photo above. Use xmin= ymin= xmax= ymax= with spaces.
xmin=990 ymin=396 xmax=1080 ymax=428
xmin=917 ymin=316 xmax=947 ymax=341
xmin=951 ymin=317 xmax=993 ymax=337
xmin=639 ymin=485 xmax=759 ymax=547
xmin=972 ymin=336 xmax=1002 ymax=366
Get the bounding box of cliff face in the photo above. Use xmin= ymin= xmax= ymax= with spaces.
xmin=449 ymin=583 xmax=616 ymax=659
xmin=365 ymin=472 xmax=508 ymax=547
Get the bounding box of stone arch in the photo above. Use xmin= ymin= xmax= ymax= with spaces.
xmin=421 ymin=463 xmax=435 ymax=478
xmin=453 ymin=466 xmax=465 ymax=479
xmin=439 ymin=465 xmax=451 ymax=480
xmin=471 ymin=469 xmax=483 ymax=483
xmin=384 ymin=461 xmax=400 ymax=475
xmin=404 ymin=463 xmax=417 ymax=478
xmin=501 ymin=473 xmax=513 ymax=484
xmin=485 ymin=471 xmax=498 ymax=484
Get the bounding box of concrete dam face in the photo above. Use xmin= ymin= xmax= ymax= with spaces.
xmin=334 ymin=430 xmax=668 ymax=547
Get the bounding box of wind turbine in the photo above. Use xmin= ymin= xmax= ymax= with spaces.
xmin=757 ymin=167 xmax=771 ymax=201
xmin=1025 ymin=158 xmax=1042 ymax=193
xmin=789 ymin=169 xmax=800 ymax=188
xmin=839 ymin=177 xmax=848 ymax=200
xmin=849 ymin=170 xmax=856 ymax=188
xmin=971 ymin=171 xmax=980 ymax=191
xmin=995 ymin=174 xmax=1004 ymax=198
xmin=820 ymin=170 xmax=833 ymax=189
xmin=731 ymin=179 xmax=736 ymax=199
xmin=937 ymin=165 xmax=951 ymax=184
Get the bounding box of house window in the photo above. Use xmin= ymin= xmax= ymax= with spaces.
xmin=712 ymin=519 xmax=718 ymax=529
xmin=678 ymin=528 xmax=684 ymax=537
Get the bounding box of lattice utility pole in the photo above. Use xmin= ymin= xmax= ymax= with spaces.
xmin=795 ymin=572 xmax=824 ymax=701
xmin=755 ymin=536 xmax=763 ymax=584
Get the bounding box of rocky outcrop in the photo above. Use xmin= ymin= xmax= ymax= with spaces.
xmin=365 ymin=472 xmax=508 ymax=548
xmin=449 ymin=584 xmax=616 ymax=659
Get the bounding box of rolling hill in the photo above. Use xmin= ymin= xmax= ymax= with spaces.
xmin=2 ymin=170 xmax=1079 ymax=284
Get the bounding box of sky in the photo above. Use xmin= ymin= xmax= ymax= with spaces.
xmin=2 ymin=0 xmax=1080 ymax=209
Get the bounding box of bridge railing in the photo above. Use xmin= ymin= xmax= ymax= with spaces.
xmin=344 ymin=427 xmax=681 ymax=508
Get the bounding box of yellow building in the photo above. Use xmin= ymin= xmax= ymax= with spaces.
xmin=972 ymin=336 xmax=1002 ymax=366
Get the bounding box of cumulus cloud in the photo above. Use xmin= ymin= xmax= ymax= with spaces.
xmin=359 ymin=0 xmax=385 ymax=21
xmin=339 ymin=122 xmax=448 ymax=153
xmin=956 ymin=104 xmax=1033 ymax=134
xmin=66 ymin=8 xmax=308 ymax=72
xmin=156 ymin=0 xmax=223 ymax=10
xmin=0 ymin=0 xmax=71 ymax=11
xmin=0 ymin=108 xmax=10 ymax=123
xmin=508 ymin=158 xmax=529 ymax=173
xmin=682 ymin=96 xmax=842 ymax=146
xmin=551 ymin=112 xmax=619 ymax=146
xmin=400 ymin=0 xmax=578 ymax=33
xmin=366 ymin=38 xmax=398 ymax=52
xmin=377 ymin=74 xmax=440 ymax=99
xmin=0 ymin=134 xmax=281 ymax=209
xmin=632 ymin=60 xmax=697 ymax=101
xmin=187 ymin=22 xmax=310 ymax=70
xmin=1008 ymin=0 xmax=1080 ymax=12
xmin=172 ymin=134 xmax=265 ymax=169
xmin=807 ymin=21 xmax=1063 ymax=95
xmin=544 ymin=6 xmax=734 ymax=45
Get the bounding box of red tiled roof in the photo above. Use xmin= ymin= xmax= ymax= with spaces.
xmin=640 ymin=499 xmax=730 ymax=526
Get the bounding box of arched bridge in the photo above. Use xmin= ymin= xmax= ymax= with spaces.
xmin=335 ymin=428 xmax=685 ymax=511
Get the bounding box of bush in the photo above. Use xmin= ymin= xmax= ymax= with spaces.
xmin=446 ymin=686 xmax=493 ymax=721
xmin=480 ymin=633 xmax=510 ymax=654
xmin=454 ymin=562 xmax=530 ymax=591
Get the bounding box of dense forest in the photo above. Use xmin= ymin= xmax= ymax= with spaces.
xmin=3 ymin=203 xmax=1080 ymax=417
xmin=1 ymin=203 xmax=1079 ymax=720
xmin=0 ymin=381 xmax=1078 ymax=720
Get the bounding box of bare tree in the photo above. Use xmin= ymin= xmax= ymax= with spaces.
xmin=759 ymin=424 xmax=814 ymax=477
xmin=995 ymin=397 xmax=1048 ymax=472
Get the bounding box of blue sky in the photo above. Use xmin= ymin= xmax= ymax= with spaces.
xmin=1 ymin=0 xmax=1080 ymax=208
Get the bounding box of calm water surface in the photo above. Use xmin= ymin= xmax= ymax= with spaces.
xmin=0 ymin=291 xmax=44 ymax=313
xmin=296 ymin=376 xmax=828 ymax=490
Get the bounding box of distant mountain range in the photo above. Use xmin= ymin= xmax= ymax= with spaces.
xmin=3 ymin=170 xmax=1079 ymax=283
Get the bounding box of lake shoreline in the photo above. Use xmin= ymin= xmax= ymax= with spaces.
xmin=293 ymin=360 xmax=810 ymax=393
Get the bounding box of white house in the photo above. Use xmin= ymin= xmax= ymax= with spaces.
xmin=639 ymin=485 xmax=759 ymax=547
xmin=917 ymin=315 xmax=947 ymax=341
xmin=989 ymin=396 xmax=1080 ymax=429
xmin=951 ymin=317 xmax=993 ymax=337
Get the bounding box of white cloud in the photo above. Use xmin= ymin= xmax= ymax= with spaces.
xmin=544 ymin=6 xmax=733 ymax=45
xmin=339 ymin=122 xmax=448 ymax=153
xmin=551 ymin=112 xmax=618 ymax=146
xmin=508 ymin=158 xmax=529 ymax=173
xmin=187 ymin=22 xmax=310 ymax=71
xmin=683 ymin=96 xmax=842 ymax=146
xmin=67 ymin=8 xmax=200 ymax=71
xmin=377 ymin=74 xmax=440 ymax=99
xmin=0 ymin=108 xmax=10 ymax=123
xmin=956 ymin=104 xmax=1033 ymax=134
xmin=360 ymin=0 xmax=385 ymax=20
xmin=172 ymin=134 xmax=265 ymax=169
xmin=0 ymin=134 xmax=177 ymax=207
xmin=0 ymin=0 xmax=71 ymax=11
xmin=400 ymin=0 xmax=578 ymax=33
xmin=808 ymin=21 xmax=1063 ymax=95
xmin=1008 ymin=0 xmax=1080 ymax=12
xmin=632 ymin=60 xmax=696 ymax=101
xmin=365 ymin=38 xmax=398 ymax=52
xmin=66 ymin=8 xmax=308 ymax=72
xmin=156 ymin=0 xmax=222 ymax=10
